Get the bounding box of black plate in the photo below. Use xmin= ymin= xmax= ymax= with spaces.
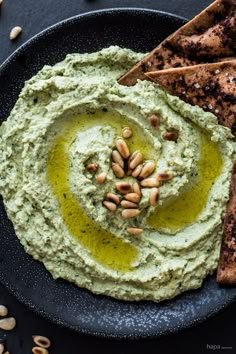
xmin=0 ymin=8 xmax=235 ymax=340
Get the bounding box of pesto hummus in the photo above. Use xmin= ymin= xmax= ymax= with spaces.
xmin=0 ymin=46 xmax=235 ymax=302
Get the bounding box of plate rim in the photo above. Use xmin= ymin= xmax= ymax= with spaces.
xmin=1 ymin=273 xmax=236 ymax=340
xmin=0 ymin=7 xmax=235 ymax=340
xmin=0 ymin=7 xmax=188 ymax=72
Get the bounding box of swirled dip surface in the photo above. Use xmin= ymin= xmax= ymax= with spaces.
xmin=0 ymin=46 xmax=235 ymax=302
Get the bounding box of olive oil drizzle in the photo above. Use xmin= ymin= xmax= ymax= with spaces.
xmin=148 ymin=133 xmax=223 ymax=232
xmin=47 ymin=113 xmax=140 ymax=272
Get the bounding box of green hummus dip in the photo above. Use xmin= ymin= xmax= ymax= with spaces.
xmin=0 ymin=46 xmax=235 ymax=302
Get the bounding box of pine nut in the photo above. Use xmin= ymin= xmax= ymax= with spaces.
xmin=133 ymin=182 xmax=141 ymax=196
xmin=141 ymin=178 xmax=159 ymax=187
xmin=115 ymin=182 xmax=132 ymax=194
xmin=115 ymin=139 xmax=130 ymax=159
xmin=124 ymin=193 xmax=140 ymax=203
xmin=0 ymin=317 xmax=16 ymax=331
xmin=32 ymin=335 xmax=51 ymax=349
xmin=86 ymin=163 xmax=99 ymax=172
xmin=112 ymin=163 xmax=125 ymax=178
xmin=129 ymin=152 xmax=143 ymax=170
xmin=103 ymin=201 xmax=117 ymax=211
xmin=32 ymin=348 xmax=49 ymax=354
xmin=96 ymin=172 xmax=107 ymax=184
xmin=157 ymin=173 xmax=173 ymax=181
xmin=126 ymin=167 xmax=133 ymax=176
xmin=149 ymin=114 xmax=159 ymax=129
xmin=106 ymin=193 xmax=120 ymax=205
xmin=139 ymin=161 xmax=155 ymax=179
xmin=9 ymin=26 xmax=22 ymax=40
xmin=132 ymin=164 xmax=143 ymax=178
xmin=121 ymin=209 xmax=140 ymax=218
xmin=127 ymin=227 xmax=143 ymax=235
xmin=128 ymin=150 xmax=138 ymax=162
xmin=0 ymin=305 xmax=8 ymax=317
xmin=111 ymin=150 xmax=124 ymax=168
xmin=121 ymin=200 xmax=138 ymax=208
xmin=149 ymin=188 xmax=159 ymax=206
xmin=122 ymin=127 xmax=133 ymax=139
xmin=0 ymin=343 xmax=4 ymax=354
xmin=163 ymin=132 xmax=178 ymax=141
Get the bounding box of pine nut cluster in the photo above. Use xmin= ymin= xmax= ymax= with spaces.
xmin=86 ymin=122 xmax=175 ymax=235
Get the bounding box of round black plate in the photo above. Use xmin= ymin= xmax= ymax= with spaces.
xmin=0 ymin=8 xmax=235 ymax=340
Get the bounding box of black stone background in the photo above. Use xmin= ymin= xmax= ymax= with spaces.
xmin=0 ymin=0 xmax=235 ymax=353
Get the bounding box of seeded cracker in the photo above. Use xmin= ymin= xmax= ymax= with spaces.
xmin=118 ymin=0 xmax=236 ymax=86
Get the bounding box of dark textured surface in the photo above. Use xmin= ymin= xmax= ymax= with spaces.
xmin=0 ymin=0 xmax=235 ymax=353
xmin=0 ymin=0 xmax=212 ymax=65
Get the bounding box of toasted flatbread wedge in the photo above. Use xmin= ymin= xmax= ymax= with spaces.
xmin=217 ymin=163 xmax=236 ymax=284
xmin=118 ymin=0 xmax=236 ymax=86
xmin=145 ymin=60 xmax=236 ymax=132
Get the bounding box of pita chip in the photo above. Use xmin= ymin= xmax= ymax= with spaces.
xmin=118 ymin=0 xmax=236 ymax=86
